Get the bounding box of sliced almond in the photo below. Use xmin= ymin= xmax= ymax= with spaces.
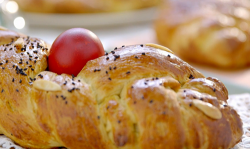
xmin=13 ymin=38 xmax=24 ymax=51
xmin=146 ymin=43 xmax=174 ymax=54
xmin=33 ymin=79 xmax=62 ymax=91
xmin=192 ymin=99 xmax=222 ymax=119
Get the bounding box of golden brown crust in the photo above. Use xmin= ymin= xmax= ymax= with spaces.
xmin=14 ymin=0 xmax=161 ymax=13
xmin=0 ymin=40 xmax=243 ymax=149
xmin=154 ymin=0 xmax=250 ymax=68
xmin=0 ymin=26 xmax=26 ymax=46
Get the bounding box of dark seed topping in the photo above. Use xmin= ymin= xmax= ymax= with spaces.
xmin=29 ymin=58 xmax=32 ymax=61
xmin=189 ymin=74 xmax=195 ymax=79
xmin=135 ymin=56 xmax=138 ymax=59
xmin=24 ymin=68 xmax=27 ymax=71
xmin=16 ymin=89 xmax=19 ymax=92
xmin=26 ymin=61 xmax=29 ymax=64
xmin=63 ymin=81 xmax=67 ymax=85
xmin=189 ymin=103 xmax=192 ymax=107
xmin=200 ymin=98 xmax=204 ymax=101
xmin=140 ymin=44 xmax=143 ymax=47
xmin=35 ymin=56 xmax=38 ymax=59
xmin=0 ymin=63 xmax=2 ymax=65
xmin=131 ymin=86 xmax=134 ymax=88
xmin=29 ymin=65 xmax=32 ymax=67
xmin=114 ymin=55 xmax=120 ymax=59
xmin=213 ymin=88 xmax=216 ymax=92
xmin=94 ymin=69 xmax=97 ymax=72
xmin=149 ymin=100 xmax=153 ymax=103
xmin=6 ymin=60 xmax=8 ymax=63
xmin=56 ymin=95 xmax=58 ymax=98
xmin=106 ymin=71 xmax=108 ymax=74
xmin=12 ymin=78 xmax=15 ymax=82
xmin=19 ymin=80 xmax=22 ymax=83
xmin=97 ymin=116 xmax=100 ymax=119
xmin=106 ymin=57 xmax=109 ymax=60
xmin=78 ymin=80 xmax=80 ymax=82
xmin=142 ymin=52 xmax=145 ymax=55
xmin=105 ymin=52 xmax=108 ymax=55
xmin=118 ymin=120 xmax=121 ymax=123
xmin=2 ymin=67 xmax=5 ymax=69
xmin=122 ymin=45 xmax=125 ymax=47
xmin=168 ymin=54 xmax=171 ymax=58
xmin=109 ymin=67 xmax=112 ymax=70
xmin=108 ymin=77 xmax=111 ymax=80
xmin=114 ymin=47 xmax=117 ymax=50
xmin=126 ymin=71 xmax=130 ymax=74
xmin=72 ymin=82 xmax=75 ymax=85
xmin=1 ymin=89 xmax=4 ymax=93
xmin=113 ymin=66 xmax=116 ymax=69
xmin=31 ymin=68 xmax=34 ymax=71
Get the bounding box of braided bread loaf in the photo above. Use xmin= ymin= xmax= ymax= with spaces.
xmin=0 ymin=35 xmax=243 ymax=148
xmin=155 ymin=0 xmax=250 ymax=68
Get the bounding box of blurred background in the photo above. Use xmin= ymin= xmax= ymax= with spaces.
xmin=0 ymin=0 xmax=249 ymax=94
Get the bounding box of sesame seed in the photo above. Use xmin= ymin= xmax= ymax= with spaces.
xmin=29 ymin=58 xmax=32 ymax=61
xmin=1 ymin=89 xmax=4 ymax=93
xmin=72 ymin=82 xmax=75 ymax=85
xmin=19 ymin=80 xmax=22 ymax=83
xmin=35 ymin=56 xmax=38 ymax=59
xmin=189 ymin=103 xmax=192 ymax=107
xmin=97 ymin=116 xmax=100 ymax=119
xmin=114 ymin=47 xmax=117 ymax=50
xmin=134 ymin=101 xmax=136 ymax=104
xmin=26 ymin=61 xmax=29 ymax=64
xmin=18 ymin=62 xmax=22 ymax=64
xmin=12 ymin=78 xmax=15 ymax=82
xmin=109 ymin=67 xmax=112 ymax=70
xmin=200 ymin=98 xmax=204 ymax=101
xmin=78 ymin=80 xmax=80 ymax=82
xmin=16 ymin=89 xmax=19 ymax=92
xmin=106 ymin=57 xmax=109 ymax=60
xmin=65 ymin=101 xmax=67 ymax=104
xmin=31 ymin=68 xmax=34 ymax=71
xmin=135 ymin=56 xmax=138 ymax=59
xmin=122 ymin=45 xmax=125 ymax=47
xmin=106 ymin=71 xmax=108 ymax=74
xmin=140 ymin=44 xmax=143 ymax=47
xmin=149 ymin=100 xmax=153 ymax=103
xmin=142 ymin=52 xmax=145 ymax=55
xmin=108 ymin=77 xmax=111 ymax=80
xmin=5 ymin=60 xmax=8 ymax=63
xmin=29 ymin=65 xmax=32 ymax=67
xmin=105 ymin=52 xmax=108 ymax=55
xmin=24 ymin=68 xmax=27 ymax=71
xmin=126 ymin=71 xmax=130 ymax=74
xmin=0 ymin=63 xmax=3 ymax=65
xmin=56 ymin=95 xmax=58 ymax=98
xmin=213 ymin=88 xmax=216 ymax=92
xmin=94 ymin=69 xmax=97 ymax=72
xmin=168 ymin=54 xmax=171 ymax=58
xmin=2 ymin=67 xmax=5 ymax=70
xmin=118 ymin=120 xmax=121 ymax=123
xmin=111 ymin=51 xmax=115 ymax=54
xmin=34 ymin=60 xmax=36 ymax=63
xmin=113 ymin=66 xmax=116 ymax=69
xmin=63 ymin=81 xmax=67 ymax=85
xmin=131 ymin=86 xmax=134 ymax=88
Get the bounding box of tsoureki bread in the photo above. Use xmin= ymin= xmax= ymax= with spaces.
xmin=0 ymin=34 xmax=243 ymax=148
xmin=155 ymin=0 xmax=250 ymax=68
xmin=14 ymin=0 xmax=161 ymax=13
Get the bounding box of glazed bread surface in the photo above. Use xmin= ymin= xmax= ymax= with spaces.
xmin=155 ymin=0 xmax=250 ymax=68
xmin=0 ymin=34 xmax=243 ymax=149
xmin=14 ymin=0 xmax=161 ymax=13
